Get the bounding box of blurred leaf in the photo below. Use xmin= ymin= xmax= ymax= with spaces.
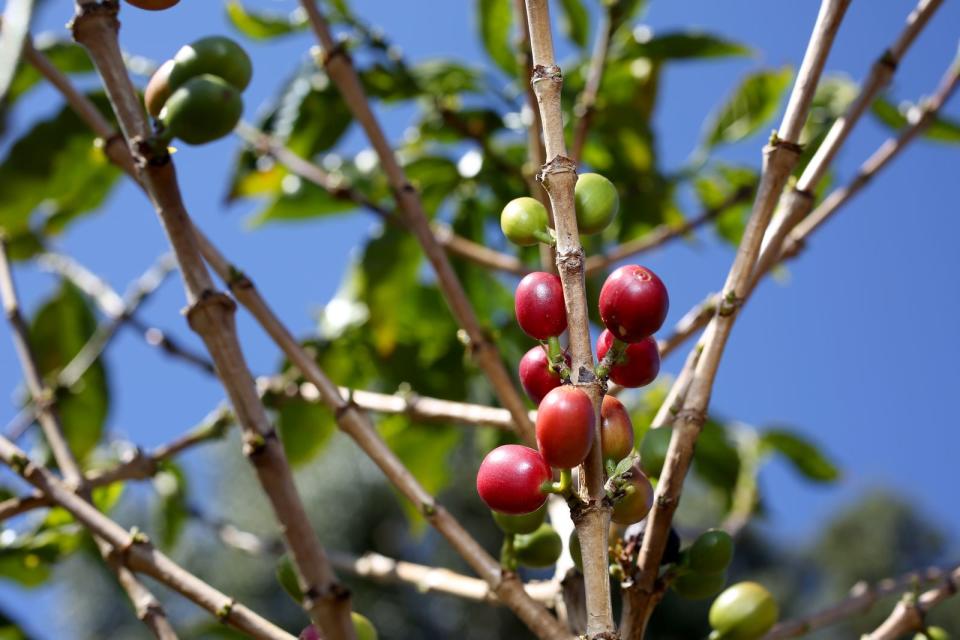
xmin=7 ymin=39 xmax=93 ymax=103
xmin=558 ymin=0 xmax=589 ymax=48
xmin=692 ymin=420 xmax=740 ymax=502
xmin=761 ymin=428 xmax=839 ymax=483
xmin=273 ymin=396 xmax=336 ymax=467
xmin=249 ymin=179 xmax=358 ymax=226
xmin=410 ymin=60 xmax=481 ymax=96
xmin=0 ymin=528 xmax=80 ymax=587
xmin=275 ymin=553 xmax=303 ymax=603
xmin=379 ymin=415 xmax=461 ymax=528
xmin=225 ymin=0 xmax=307 ymax=39
xmin=627 ymin=32 xmax=751 ymax=60
xmin=360 ymin=227 xmax=423 ymax=356
xmin=29 ymin=281 xmax=109 ymax=462
xmin=0 ymin=95 xmax=120 ymax=238
xmin=420 ymin=107 xmax=504 ymax=144
xmin=153 ymin=463 xmax=188 ymax=549
xmin=403 ymin=155 xmax=460 ymax=215
xmin=703 ymin=67 xmax=793 ymax=148
xmin=871 ymin=97 xmax=960 ymax=144
xmin=477 ymin=0 xmax=516 ymax=75
xmin=694 ymin=163 xmax=758 ymax=245
xmin=0 ymin=607 xmax=30 ymax=640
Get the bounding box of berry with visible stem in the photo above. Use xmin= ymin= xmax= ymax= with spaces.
xmin=514 ymin=523 xmax=563 ymax=568
xmin=599 ymin=264 xmax=669 ymax=342
xmin=672 ymin=571 xmax=728 ymax=600
xmin=600 ymin=395 xmax=634 ymax=465
xmin=169 ymin=36 xmax=253 ymax=93
xmin=519 ymin=345 xmax=568 ymax=404
xmin=708 ymin=582 xmax=779 ymax=640
xmin=596 ymin=329 xmax=660 ymax=388
xmin=476 ymin=445 xmax=551 ymax=515
xmin=515 ymin=272 xmax=567 ymax=339
xmin=159 ymin=75 xmax=243 ymax=145
xmin=501 ymin=197 xmax=554 ymax=246
xmin=125 ymin=0 xmax=180 ymax=9
xmin=574 ymin=173 xmax=619 ymax=235
xmin=686 ymin=529 xmax=734 ymax=575
xmin=492 ymin=503 xmax=547 ymax=535
xmin=536 ymin=386 xmax=595 ymax=469
xmin=145 ymin=60 xmax=176 ymax=118
xmin=639 ymin=426 xmax=672 ymax=479
xmin=611 ymin=465 xmax=654 ymax=525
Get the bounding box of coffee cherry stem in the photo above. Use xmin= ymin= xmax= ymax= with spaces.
xmin=542 ymin=338 xmax=571 ymax=381
xmin=532 ymin=228 xmax=557 ymax=246
xmin=595 ymin=337 xmax=628 ymax=380
xmin=499 ymin=534 xmax=519 ymax=572
xmin=540 ymin=468 xmax=572 ymax=496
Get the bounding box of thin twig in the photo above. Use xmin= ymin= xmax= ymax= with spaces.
xmin=69 ymin=3 xmax=352 ymax=636
xmin=862 ymin=566 xmax=960 ymax=640
xmin=522 ymin=1 xmax=613 ymax=636
xmin=765 ymin=564 xmax=956 ymax=639
xmin=0 ymin=238 xmax=178 ymax=639
xmin=570 ymin=6 xmax=614 ymax=165
xmin=0 ymin=432 xmax=293 ymax=640
xmin=299 ymin=0 xmax=538 ymax=445
xmin=625 ymin=2 xmax=851 ymax=637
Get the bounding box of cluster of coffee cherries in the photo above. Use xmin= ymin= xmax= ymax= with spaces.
xmin=144 ymin=36 xmax=251 ymax=145
xmin=475 ymin=172 xmax=672 ymax=569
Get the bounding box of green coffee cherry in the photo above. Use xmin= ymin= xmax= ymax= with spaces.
xmin=514 ymin=523 xmax=562 ymax=568
xmin=569 ymin=530 xmax=582 ymax=572
xmin=709 ymin=582 xmax=779 ymax=640
xmin=501 ymin=197 xmax=551 ymax=246
xmin=351 ymin=612 xmax=378 ymax=640
xmin=492 ymin=503 xmax=547 ymax=535
xmin=914 ymin=628 xmax=950 ymax=640
xmin=160 ymin=75 xmax=242 ymax=145
xmin=639 ymin=426 xmax=672 ymax=479
xmin=169 ymin=36 xmax=253 ymax=93
xmin=672 ymin=570 xmax=727 ymax=600
xmin=687 ymin=529 xmax=734 ymax=575
xmin=574 ymin=173 xmax=619 ymax=235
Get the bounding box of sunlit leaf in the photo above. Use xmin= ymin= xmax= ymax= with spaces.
xmin=0 ymin=527 xmax=80 ymax=587
xmin=225 ymin=0 xmax=307 ymax=40
xmin=871 ymin=97 xmax=960 ymax=144
xmin=703 ymin=66 xmax=793 ymax=148
xmin=7 ymin=39 xmax=93 ymax=103
xmin=477 ymin=0 xmax=516 ymax=75
xmin=558 ymin=0 xmax=590 ymax=48
xmin=628 ymin=32 xmax=751 ymax=60
xmin=273 ymin=396 xmax=336 ymax=467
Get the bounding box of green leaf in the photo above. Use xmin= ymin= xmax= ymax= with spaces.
xmin=558 ymin=0 xmax=590 ymax=48
xmin=477 ymin=0 xmax=516 ymax=75
xmin=275 ymin=553 xmax=304 ymax=603
xmin=871 ymin=97 xmax=960 ymax=144
xmin=7 ymin=39 xmax=93 ymax=103
xmin=628 ymin=32 xmax=751 ymax=60
xmin=694 ymin=163 xmax=758 ymax=245
xmin=0 ymin=607 xmax=30 ymax=640
xmin=273 ymin=396 xmax=336 ymax=467
xmin=703 ymin=66 xmax=793 ymax=148
xmin=0 ymin=527 xmax=80 ymax=587
xmin=225 ymin=0 xmax=307 ymax=40
xmin=29 ymin=281 xmax=109 ymax=462
xmin=249 ymin=180 xmax=358 ymax=226
xmin=403 ymin=155 xmax=460 ymax=215
xmin=761 ymin=428 xmax=840 ymax=483
xmin=153 ymin=463 xmax=189 ymax=549
xmin=0 ymin=95 xmax=121 ymax=238
xmin=692 ymin=420 xmax=741 ymax=501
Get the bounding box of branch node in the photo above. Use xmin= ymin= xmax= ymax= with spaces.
xmin=69 ymin=0 xmax=119 ymax=41
xmin=675 ymin=407 xmax=707 ymax=428
xmin=226 ymin=265 xmax=253 ymax=291
xmin=878 ymin=48 xmax=898 ymax=71
xmin=185 ymin=291 xmax=237 ymax=333
xmin=531 ymin=64 xmax=563 ymax=85
xmin=536 ymin=155 xmax=577 ymax=184
xmin=557 ymin=247 xmax=585 ymax=277
xmin=215 ymin=598 xmax=235 ymax=623
xmin=718 ymin=290 xmax=744 ymax=317
xmin=768 ymin=132 xmax=804 ymax=156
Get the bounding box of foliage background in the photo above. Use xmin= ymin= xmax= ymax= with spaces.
xmin=0 ymin=0 xmax=958 ymax=638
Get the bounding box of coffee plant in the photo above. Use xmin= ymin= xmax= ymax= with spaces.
xmin=0 ymin=0 xmax=957 ymax=639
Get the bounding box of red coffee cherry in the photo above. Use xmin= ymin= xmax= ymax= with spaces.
xmin=515 ymin=272 xmax=567 ymax=339
xmin=596 ymin=329 xmax=660 ymax=388
xmin=476 ymin=445 xmax=551 ymax=515
xmin=519 ymin=346 xmax=568 ymax=404
xmin=611 ymin=465 xmax=654 ymax=525
xmin=598 ymin=265 xmax=669 ymax=342
xmin=600 ymin=395 xmax=634 ymax=464
xmin=536 ymin=386 xmax=595 ymax=469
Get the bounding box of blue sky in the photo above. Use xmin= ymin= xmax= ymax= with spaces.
xmin=1 ymin=0 xmax=958 ymax=634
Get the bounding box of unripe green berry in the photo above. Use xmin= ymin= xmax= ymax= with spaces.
xmin=169 ymin=36 xmax=253 ymax=93
xmin=914 ymin=628 xmax=950 ymax=640
xmin=672 ymin=570 xmax=727 ymax=600
xmin=501 ymin=197 xmax=550 ymax=246
xmin=574 ymin=173 xmax=619 ymax=234
xmin=640 ymin=426 xmax=672 ymax=479
xmin=514 ymin=523 xmax=562 ymax=568
xmin=709 ymin=582 xmax=779 ymax=640
xmin=160 ymin=75 xmax=243 ymax=145
xmin=492 ymin=503 xmax=547 ymax=535
xmin=569 ymin=530 xmax=582 ymax=572
xmin=688 ymin=529 xmax=734 ymax=575
xmin=351 ymin=612 xmax=378 ymax=640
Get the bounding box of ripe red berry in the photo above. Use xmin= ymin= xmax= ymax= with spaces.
xmin=611 ymin=465 xmax=654 ymax=525
xmin=476 ymin=445 xmax=551 ymax=515
xmin=600 ymin=395 xmax=634 ymax=464
xmin=536 ymin=386 xmax=595 ymax=469
xmin=598 ymin=265 xmax=669 ymax=342
xmin=596 ymin=329 xmax=660 ymax=388
xmin=515 ymin=272 xmax=567 ymax=339
xmin=519 ymin=346 xmax=569 ymax=404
